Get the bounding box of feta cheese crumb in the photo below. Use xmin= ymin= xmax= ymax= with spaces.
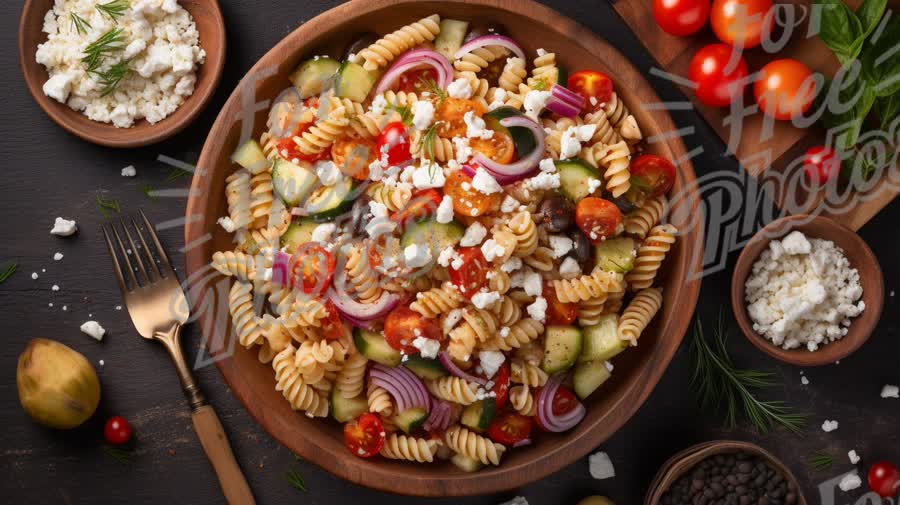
xmin=411 ymin=337 xmax=440 ymax=359
xmin=310 ymin=223 xmax=336 ymax=243
xmin=460 ymin=222 xmax=488 ymax=247
xmin=80 ymin=321 xmax=106 ymax=341
xmin=838 ymin=472 xmax=862 ymax=492
xmin=365 ymin=201 xmax=396 ymax=238
xmin=369 ymin=94 xmax=388 ymax=116
xmin=442 ymin=308 xmax=464 ymax=334
xmin=53 ymin=252 xmax=64 ymax=261
xmin=848 ymin=450 xmax=860 ymax=464
xmin=217 ymin=216 xmax=237 ymax=233
xmin=447 ymin=78 xmax=473 ymax=99
xmin=121 ymin=165 xmax=137 ymax=177
xmin=539 ymin=158 xmax=557 ymax=172
xmin=481 ymin=239 xmax=507 ymax=262
xmin=499 ymin=497 xmax=529 ymax=505
xmin=479 ymin=351 xmax=506 ymax=378
xmin=801 ymin=375 xmax=809 ymax=385
xmin=525 ymin=171 xmax=561 ymax=191
xmin=471 ymin=168 xmax=502 ymax=195
xmin=549 ymin=235 xmax=574 ymax=258
xmin=404 ymin=244 xmax=432 ymax=268
xmin=499 ymin=326 xmax=511 ymax=338
xmin=587 ymin=177 xmax=603 ymax=194
xmin=500 ymin=195 xmax=519 ymax=213
xmin=523 ymin=270 xmax=543 ymax=297
xmin=315 ymin=160 xmax=341 ymax=186
xmin=559 ymin=257 xmax=582 ymax=279
xmin=31 ymin=272 xmax=39 ymax=280
xmin=412 ymin=162 xmax=446 ymax=189
xmin=524 ymin=90 xmax=551 ymax=121
xmin=50 ymin=217 xmax=77 ymax=236
xmin=437 ymin=246 xmax=456 ymax=268
xmin=881 ymin=384 xmax=899 ymax=398
xmin=501 ymin=257 xmax=523 ymax=273
xmin=452 ymin=136 xmax=473 ymax=163
xmin=471 ymin=290 xmax=501 ymax=309
xmin=822 ymin=420 xmax=839 ymax=432
xmin=412 ymin=100 xmax=435 ymax=131
xmin=527 ymin=296 xmax=547 ymax=323
xmin=436 ymin=195 xmax=454 ymax=224
xmin=589 ymin=451 xmax=616 ymax=480
xmin=51 ymin=284 xmax=60 ymax=292
xmin=464 ymin=111 xmax=494 ymax=139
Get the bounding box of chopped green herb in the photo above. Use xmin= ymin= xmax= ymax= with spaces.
xmin=419 ymin=75 xmax=447 ymax=103
xmin=96 ymin=58 xmax=131 ymax=97
xmin=96 ymin=194 xmax=121 ymax=217
xmin=419 ymin=122 xmax=441 ymax=161
xmin=165 ymin=168 xmax=192 ymax=182
xmin=285 ymin=468 xmax=307 ymax=492
xmin=70 ymin=13 xmax=91 ymax=35
xmin=389 ymin=104 xmax=413 ymax=127
xmin=96 ymin=0 xmax=130 ymax=22
xmin=807 ymin=451 xmax=834 ymax=471
xmin=141 ymin=184 xmax=157 ymax=200
xmin=102 ymin=445 xmax=132 ymax=464
xmin=81 ymin=28 xmax=126 ymax=72
xmin=0 ymin=262 xmax=17 ymax=284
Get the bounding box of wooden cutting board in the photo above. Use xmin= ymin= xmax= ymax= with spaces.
xmin=611 ymin=0 xmax=898 ymax=230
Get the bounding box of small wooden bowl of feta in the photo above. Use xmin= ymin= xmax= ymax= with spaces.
xmin=18 ymin=0 xmax=225 ymax=148
xmin=731 ymin=214 xmax=884 ymax=367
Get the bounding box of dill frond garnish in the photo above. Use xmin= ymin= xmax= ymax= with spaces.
xmin=0 ymin=261 xmax=17 ymax=284
xmin=807 ymin=451 xmax=834 ymax=471
xmin=81 ymin=28 xmax=126 ymax=72
xmin=418 ymin=122 xmax=441 ymax=161
xmin=96 ymin=0 xmax=130 ymax=22
xmin=70 ymin=13 xmax=91 ymax=35
xmin=285 ymin=468 xmax=307 ymax=492
xmin=388 ymin=104 xmax=413 ymax=127
xmin=419 ymin=75 xmax=447 ymax=103
xmin=96 ymin=194 xmax=121 ymax=217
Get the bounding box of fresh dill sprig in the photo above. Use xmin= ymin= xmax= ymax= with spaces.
xmin=96 ymin=58 xmax=131 ymax=97
xmin=141 ymin=184 xmax=157 ymax=200
xmin=96 ymin=194 xmax=121 ymax=217
xmin=419 ymin=122 xmax=441 ymax=162
xmin=81 ymin=28 xmax=126 ymax=72
xmin=70 ymin=13 xmax=91 ymax=35
xmin=689 ymin=311 xmax=808 ymax=434
xmin=96 ymin=0 xmax=130 ymax=22
xmin=389 ymin=104 xmax=413 ymax=127
xmin=807 ymin=451 xmax=834 ymax=471
xmin=285 ymin=468 xmax=307 ymax=492
xmin=102 ymin=445 xmax=132 ymax=464
xmin=0 ymin=261 xmax=17 ymax=284
xmin=418 ymin=75 xmax=447 ymax=103
xmin=165 ymin=168 xmax=192 ymax=182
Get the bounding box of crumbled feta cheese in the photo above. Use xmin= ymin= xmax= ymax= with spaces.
xmin=527 ymin=296 xmax=547 ymax=322
xmin=539 ymin=158 xmax=557 ymax=173
xmin=587 ymin=177 xmax=603 ymax=195
xmin=412 ymin=162 xmax=446 ymax=189
xmin=412 ymin=336 xmax=440 ymax=359
xmin=62 ymin=305 xmax=67 ymax=311
xmin=42 ymin=72 xmax=75 ymax=103
xmin=404 ymin=244 xmax=432 ymax=268
xmin=451 ymin=136 xmax=473 ymax=164
xmin=53 ymin=252 xmax=64 ymax=261
xmin=412 ymin=100 xmax=435 ymax=131
xmin=31 ymin=272 xmax=39 ymax=280
xmin=822 ymin=420 xmax=839 ymax=432
xmin=500 ymin=195 xmax=519 ymax=213
xmin=780 ymin=231 xmax=812 ymax=255
xmin=310 ymin=223 xmax=336 ymax=243
xmin=217 ymin=216 xmax=237 ymax=233
xmin=499 ymin=326 xmax=511 ymax=338
xmin=559 ymin=125 xmax=598 ymax=159
xmin=499 ymin=497 xmax=529 ymax=505
xmin=590 ymin=96 xmax=599 ymax=107
xmin=559 ymin=257 xmax=582 ymax=278
xmin=51 ymin=217 xmax=77 ymax=236
xmin=523 ymin=270 xmax=543 ymax=297
xmin=881 ymin=384 xmax=899 ymax=398
xmin=442 ymin=308 xmax=464 ymax=334
xmin=471 ymin=168 xmax=502 ymax=195
xmin=365 ymin=201 xmax=396 ymax=237
xmin=51 ymin=285 xmax=60 ymax=292
xmin=369 ymin=94 xmax=388 ymax=116
xmin=838 ymin=472 xmax=862 ymax=492
xmin=604 ymin=361 xmax=614 ymax=372
xmin=99 ymin=359 xmax=105 ymax=366
xmin=488 ymin=88 xmax=508 ymax=110
xmin=464 ymin=111 xmax=494 ymax=139
xmin=589 ymin=451 xmax=616 ymax=480
xmin=315 ymin=160 xmax=341 ymax=186
xmin=471 ymin=290 xmax=501 ymax=309
xmin=549 ymin=236 xmax=574 ymax=258
xmin=479 ymin=351 xmax=506 ymax=378
xmin=447 ymin=78 xmax=473 ymax=99
xmin=524 ymin=90 xmax=551 ymax=121
xmin=437 ymin=247 xmax=457 ymax=267
xmin=536 ymin=48 xmax=548 ymax=57
xmin=501 ymin=257 xmax=523 ymax=273
xmin=460 ymin=222 xmax=488 ymax=247
xmin=848 ymin=450 xmax=860 ymax=464
xmin=121 ymin=165 xmax=137 ymax=177
xmin=451 ymin=253 xmax=465 ymax=271
xmin=801 ymin=375 xmax=809 ymax=385
xmin=435 ymin=195 xmax=454 ymax=224
xmin=525 ymin=171 xmax=561 ymax=190
xmin=80 ymin=321 xmax=106 ymax=341
xmin=481 ymin=239 xmax=507 ymax=262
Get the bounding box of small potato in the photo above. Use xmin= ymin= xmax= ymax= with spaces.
xmin=577 ymin=497 xmax=616 ymax=505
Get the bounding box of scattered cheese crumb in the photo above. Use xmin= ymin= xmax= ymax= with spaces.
xmin=471 ymin=290 xmax=501 ymax=309
xmin=411 ymin=336 xmax=440 ymax=359
xmin=589 ymin=451 xmax=616 ymax=480
xmin=523 ymin=270 xmax=543 ymax=297
xmin=217 ymin=216 xmax=237 ymax=233
xmin=460 ymin=222 xmax=488 ymax=247
xmin=51 ymin=217 xmax=77 ymax=236
xmin=447 ymin=78 xmax=472 ymax=99
xmin=524 ymin=90 xmax=551 ymax=121
xmin=499 ymin=497 xmax=529 ymax=505
xmin=559 ymin=257 xmax=582 ymax=279
xmin=481 ymin=239 xmax=507 ymax=262
xmin=525 ymin=171 xmax=560 ymax=191
xmin=404 ymin=244 xmax=432 ymax=269
xmin=539 ymin=158 xmax=556 ymax=172
xmin=501 ymin=257 xmax=523 ymax=273
xmin=412 ymin=100 xmax=435 ymax=131
xmin=80 ymin=321 xmax=106 ymax=341
xmin=121 ymin=165 xmax=137 ymax=177
xmin=549 ymin=235 xmax=574 ymax=258
xmin=51 ymin=284 xmax=60 ymax=292
xmin=587 ymin=177 xmax=603 ymax=195
xmin=53 ymin=252 xmax=64 ymax=261
xmin=838 ymin=472 xmax=862 ymax=492
xmin=471 ymin=168 xmax=502 ymax=195
xmin=99 ymin=359 xmax=105 ymax=366
xmin=526 ymin=296 xmax=547 ymax=323
xmin=464 ymin=111 xmax=493 ymax=139
xmin=822 ymin=420 xmax=839 ymax=432
xmin=412 ymin=162 xmax=446 ymax=189
xmin=848 ymin=450 xmax=860 ymax=464
xmin=31 ymin=272 xmax=39 ymax=280
xmin=436 ymin=195 xmax=454 ymax=224
xmin=310 ymin=223 xmax=336 ymax=243
xmin=801 ymin=375 xmax=809 ymax=385
xmin=437 ymin=247 xmax=456 ymax=268
xmin=880 ymin=384 xmax=899 ymax=398
xmin=479 ymin=351 xmax=506 ymax=378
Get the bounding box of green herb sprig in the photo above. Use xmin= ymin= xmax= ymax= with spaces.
xmin=165 ymin=168 xmax=192 ymax=182
xmin=97 ymin=58 xmax=131 ymax=97
xmin=96 ymin=0 xmax=130 ymax=22
xmin=418 ymin=75 xmax=447 ymax=103
xmin=0 ymin=261 xmax=17 ymax=284
xmin=285 ymin=468 xmax=307 ymax=492
xmin=141 ymin=184 xmax=157 ymax=200
xmin=96 ymin=195 xmax=121 ymax=217
xmin=418 ymin=121 xmax=442 ymax=162
xmin=807 ymin=451 xmax=834 ymax=471
xmin=689 ymin=312 xmax=808 ymax=434
xmin=81 ymin=28 xmax=126 ymax=72
xmin=102 ymin=445 xmax=132 ymax=464
xmin=70 ymin=13 xmax=91 ymax=35
xmin=388 ymin=104 xmax=413 ymax=127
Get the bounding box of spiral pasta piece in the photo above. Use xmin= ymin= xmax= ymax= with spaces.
xmin=358 ymin=14 xmax=442 ymax=70
xmin=445 ymin=425 xmax=506 ymax=466
xmin=410 ymin=281 xmax=465 ymax=318
xmin=523 ymin=246 xmax=555 ymax=272
xmin=447 ymin=308 xmax=500 ymax=361
xmin=292 ymin=105 xmax=350 ymax=155
xmin=380 ymin=434 xmax=441 ymax=463
xmin=577 ymin=297 xmax=610 ymax=326
xmin=225 ymin=170 xmax=252 ymax=230
xmin=426 ymin=376 xmax=479 ymax=405
xmin=618 ymin=287 xmax=663 ymax=345
xmin=453 ymin=45 xmax=507 ymax=73
xmin=284 ymin=297 xmax=329 ymax=327
xmin=367 ymin=383 xmax=394 ymax=416
xmin=498 ymin=57 xmax=527 ymax=92
xmin=380 ymin=90 xmax=419 ymax=108
xmin=410 ymin=130 xmax=456 ymax=162
xmin=598 ymin=140 xmax=632 ymax=199
xmin=625 ymin=224 xmax=677 ymax=290
xmin=506 ymin=211 xmax=539 ymax=257
xmin=491 ymin=295 xmax=522 ymax=326
xmin=272 ymin=344 xmax=328 ymax=417
xmin=292 ymin=340 xmax=338 ymax=384
xmin=528 ymin=51 xmax=558 ymax=90
xmin=488 ymin=270 xmax=511 ymax=295
xmin=229 ymin=281 xmax=264 ymax=348
xmin=366 ymin=182 xmax=412 ymax=213
xmin=212 ymin=251 xmax=257 ymax=281
xmin=511 ymin=359 xmax=548 ymax=387
xmin=509 ymin=385 xmax=537 ymax=416
xmin=514 ymin=342 xmax=545 ymax=368
xmin=624 ymin=196 xmax=667 ymax=240
xmin=345 ymin=244 xmax=383 ymax=304
xmin=336 ymin=352 xmax=367 ymax=399
xmin=583 ymin=110 xmax=622 ymax=146
xmin=261 ymin=314 xmax=291 ymax=353
xmin=483 ymin=318 xmax=543 ymax=352
xmin=249 ymin=171 xmax=274 ymax=229
xmin=553 ymin=270 xmax=624 ymax=304
xmin=605 ymin=92 xmax=632 ymax=130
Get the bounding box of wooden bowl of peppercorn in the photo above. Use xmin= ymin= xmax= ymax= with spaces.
xmin=645 ymin=441 xmax=806 ymax=505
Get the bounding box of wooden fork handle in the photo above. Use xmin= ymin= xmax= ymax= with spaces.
xmin=192 ymin=405 xmax=257 ymax=505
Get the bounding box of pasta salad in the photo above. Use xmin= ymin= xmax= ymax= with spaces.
xmin=211 ymin=14 xmax=679 ymax=471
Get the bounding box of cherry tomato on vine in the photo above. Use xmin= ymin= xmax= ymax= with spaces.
xmin=567 ymin=70 xmax=614 ymax=110
xmin=487 ymin=413 xmax=533 ymax=445
xmin=448 ymin=247 xmax=489 ymax=298
xmin=753 ymin=59 xmax=816 ymax=121
xmin=868 ymin=462 xmax=900 ymax=498
xmin=688 ymin=43 xmax=749 ymax=108
xmin=104 ymin=416 xmax=132 ymax=445
xmin=803 ymin=146 xmax=841 ymax=185
xmin=376 ymin=121 xmax=412 ymax=167
xmin=344 ymin=413 xmax=386 ymax=458
xmin=653 ymin=0 xmax=711 ymax=37
xmin=576 ymin=197 xmax=623 ymax=244
xmin=384 ymin=306 xmax=442 ymax=354
xmin=710 ymin=0 xmax=774 ymax=48
xmin=630 ymin=154 xmax=677 ymax=199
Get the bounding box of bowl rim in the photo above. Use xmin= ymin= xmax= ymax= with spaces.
xmin=730 ymin=213 xmax=884 ymax=367
xmin=17 ymin=0 xmax=226 ymax=148
xmin=184 ymin=0 xmax=704 ymax=495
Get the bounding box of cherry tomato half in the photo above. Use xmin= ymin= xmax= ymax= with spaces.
xmin=397 ymin=67 xmax=439 ymax=94
xmin=567 ymin=70 xmax=614 ymax=111
xmin=544 ymin=281 xmax=578 ymax=325
xmin=436 ymin=98 xmax=486 ymax=138
xmin=448 ymin=247 xmax=489 ymax=298
xmin=376 ymin=121 xmax=412 ymax=167
xmin=868 ymin=462 xmax=900 ymax=498
xmin=384 ymin=306 xmax=442 ymax=354
xmin=576 ymin=197 xmax=623 ymax=244
xmin=710 ymin=0 xmax=774 ymax=49
xmin=487 ymin=413 xmax=533 ymax=446
xmin=276 ymin=134 xmax=331 ymax=163
xmin=630 ymin=154 xmax=677 ymax=199
xmin=344 ymin=413 xmax=386 ymax=458
xmin=534 ymin=386 xmax=580 ymax=431
xmin=653 ymin=0 xmax=711 ymax=37
xmin=803 ymin=146 xmax=841 ymax=185
xmin=104 ymin=416 xmax=133 ymax=445
xmin=754 ymin=59 xmax=816 ymax=121
xmin=491 ymin=363 xmax=511 ymax=409
xmin=319 ymin=300 xmax=347 ymax=341
xmin=392 ymin=188 xmax=443 ymax=228
xmin=470 ymin=131 xmax=516 ymax=164
xmin=290 ymin=244 xmax=336 ymax=295
xmin=688 ymin=43 xmax=749 ymax=108
xmin=332 ymin=137 xmax=377 ymax=180
xmin=444 ymin=170 xmax=501 ymax=217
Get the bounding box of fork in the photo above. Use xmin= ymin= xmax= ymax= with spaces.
xmin=102 ymin=210 xmax=256 ymax=505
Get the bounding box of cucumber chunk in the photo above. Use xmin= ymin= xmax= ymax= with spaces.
xmin=272 ymin=158 xmax=318 ymax=207
xmin=400 ymin=219 xmax=464 ymax=252
xmin=331 ymin=389 xmax=368 ymax=423
xmin=394 ymin=407 xmax=429 ymax=434
xmin=573 ymin=360 xmax=611 ymax=400
xmin=580 ymin=315 xmax=628 ymax=363
xmin=304 ymin=177 xmax=354 ymax=218
xmin=434 ymin=19 xmax=469 ymax=60
xmin=231 ymin=139 xmax=269 ymax=173
xmin=280 ymin=218 xmax=321 ymax=252
xmin=451 ymin=453 xmax=485 ymax=473
xmin=289 ymin=57 xmax=340 ymax=98
xmin=353 ymin=328 xmax=402 ymax=367
xmin=594 ymin=237 xmax=636 ymax=273
xmin=484 ymin=106 xmax=537 ymax=157
xmin=557 ymin=159 xmax=601 ymax=202
xmin=403 ymin=356 xmax=449 ymax=380
xmin=542 ymin=325 xmax=583 ymax=374
xmin=461 ymin=399 xmax=497 ymax=432
xmin=334 ymin=60 xmax=376 ymax=103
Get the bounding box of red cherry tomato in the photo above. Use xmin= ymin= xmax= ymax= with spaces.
xmin=688 ymin=43 xmax=749 ymax=108
xmin=653 ymin=0 xmax=711 ymax=36
xmin=803 ymin=146 xmax=841 ymax=185
xmin=289 ymin=243 xmax=336 ymax=295
xmin=567 ymin=70 xmax=614 ymax=111
xmin=575 ymin=197 xmax=623 ymax=244
xmin=534 ymin=386 xmax=580 ymax=431
xmin=710 ymin=0 xmax=774 ymax=48
xmin=376 ymin=121 xmax=412 ymax=167
xmin=319 ymin=300 xmax=347 ymax=341
xmin=630 ymin=154 xmax=677 ymax=199
xmin=397 ymin=67 xmax=439 ymax=94
xmin=490 ymin=363 xmax=511 ymax=409
xmin=384 ymin=306 xmax=442 ymax=354
xmin=392 ymin=188 xmax=443 ymax=229
xmin=544 ymin=281 xmax=578 ymax=325
xmin=486 ymin=413 xmax=533 ymax=446
xmin=443 ymin=170 xmax=502 ymax=218
xmin=868 ymin=462 xmax=900 ymax=498
xmin=344 ymin=413 xmax=386 ymax=458
xmin=448 ymin=247 xmax=489 ymax=298
xmin=276 ymin=135 xmax=331 ymax=163
xmin=754 ymin=59 xmax=816 ymax=121
xmin=104 ymin=416 xmax=132 ymax=445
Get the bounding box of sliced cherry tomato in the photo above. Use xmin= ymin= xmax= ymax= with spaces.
xmin=487 ymin=413 xmax=533 ymax=446
xmin=397 ymin=67 xmax=439 ymax=94
xmin=384 ymin=306 xmax=442 ymax=354
xmin=534 ymin=385 xmax=579 ymax=431
xmin=444 ymin=170 xmax=502 ymax=217
xmin=332 ymin=137 xmax=377 ymax=180
xmin=868 ymin=462 xmax=900 ymax=498
xmin=104 ymin=416 xmax=133 ymax=445
xmin=544 ymin=281 xmax=578 ymax=325
xmin=276 ymin=134 xmax=332 ymax=163
xmin=436 ymin=98 xmax=486 ymax=138
xmin=567 ymin=70 xmax=614 ymax=111
xmin=469 ymin=131 xmax=515 ymax=164
xmin=392 ymin=188 xmax=443 ymax=229
xmin=754 ymin=59 xmax=816 ymax=121
xmin=710 ymin=0 xmax=774 ymax=48
xmin=376 ymin=121 xmax=412 ymax=167
xmin=653 ymin=0 xmax=711 ymax=36
xmin=630 ymin=154 xmax=677 ymax=199
xmin=344 ymin=413 xmax=386 ymax=458
xmin=319 ymin=299 xmax=346 ymax=341
xmin=448 ymin=247 xmax=489 ymax=298
xmin=490 ymin=363 xmax=511 ymax=410
xmin=575 ymin=197 xmax=623 ymax=244
xmin=803 ymin=146 xmax=841 ymax=185
xmin=290 ymin=243 xmax=336 ymax=295
xmin=688 ymin=43 xmax=749 ymax=108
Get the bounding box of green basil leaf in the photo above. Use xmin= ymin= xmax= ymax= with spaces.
xmin=819 ymin=75 xmax=877 ymax=150
xmin=876 ymin=93 xmax=900 ymax=131
xmin=815 ymin=0 xmax=865 ymax=63
xmin=855 ymin=0 xmax=888 ymax=36
xmin=860 ymin=13 xmax=900 ymax=96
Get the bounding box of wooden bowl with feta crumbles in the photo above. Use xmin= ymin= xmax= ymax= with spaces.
xmin=731 ymin=214 xmax=884 ymax=367
xmin=18 ymin=0 xmax=225 ymax=148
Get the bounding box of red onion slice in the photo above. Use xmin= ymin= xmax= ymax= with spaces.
xmin=461 ymin=163 xmax=534 ymax=186
xmin=545 ymin=95 xmax=581 ymax=118
xmin=374 ymin=49 xmax=453 ymax=95
xmin=423 ymin=400 xmax=452 ymax=432
xmin=512 ymin=438 xmax=533 ymax=448
xmin=551 ymin=84 xmax=586 ymax=109
xmin=536 ymin=375 xmax=586 ymax=433
xmin=371 ymin=364 xmax=430 ymax=412
xmin=439 ymin=352 xmax=487 ymax=386
xmin=473 ymin=116 xmax=545 ymax=181
xmin=272 ymin=251 xmax=291 ymax=285
xmin=454 ymin=35 xmax=525 ymax=61
xmin=370 ymin=367 xmax=414 ymax=411
xmin=326 ymin=287 xmax=400 ymax=322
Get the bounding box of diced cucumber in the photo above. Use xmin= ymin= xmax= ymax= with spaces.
xmin=289 ymin=57 xmax=340 ymax=98
xmin=461 ymin=399 xmax=496 ymax=432
xmin=304 ymin=177 xmax=354 ymax=218
xmin=272 ymin=158 xmax=318 ymax=207
xmin=394 ymin=407 xmax=429 ymax=434
xmin=280 ymin=218 xmax=321 ymax=252
xmin=580 ymin=315 xmax=628 ymax=363
xmin=556 ymin=67 xmax=568 ymax=86
xmin=594 ymin=237 xmax=636 ymax=273
xmin=434 ymin=19 xmax=469 ymax=60
xmin=542 ymin=325 xmax=583 ymax=374
xmin=334 ymin=60 xmax=376 ymax=103
xmin=484 ymin=106 xmax=537 ymax=157
xmin=231 ymin=139 xmax=269 ymax=173
xmin=451 ymin=453 xmax=485 ymax=473
xmin=400 ymin=219 xmax=464 ymax=252
xmin=557 ymin=159 xmax=601 ymax=202
xmin=331 ymin=388 xmax=368 ymax=423
xmin=403 ymin=356 xmax=448 ymax=380
xmin=353 ymin=328 xmax=402 ymax=367
xmin=573 ymin=360 xmax=611 ymax=400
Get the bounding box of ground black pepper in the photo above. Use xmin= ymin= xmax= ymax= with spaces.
xmin=660 ymin=452 xmax=798 ymax=505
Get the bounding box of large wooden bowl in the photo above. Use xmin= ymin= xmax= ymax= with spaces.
xmin=184 ymin=0 xmax=703 ymax=496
